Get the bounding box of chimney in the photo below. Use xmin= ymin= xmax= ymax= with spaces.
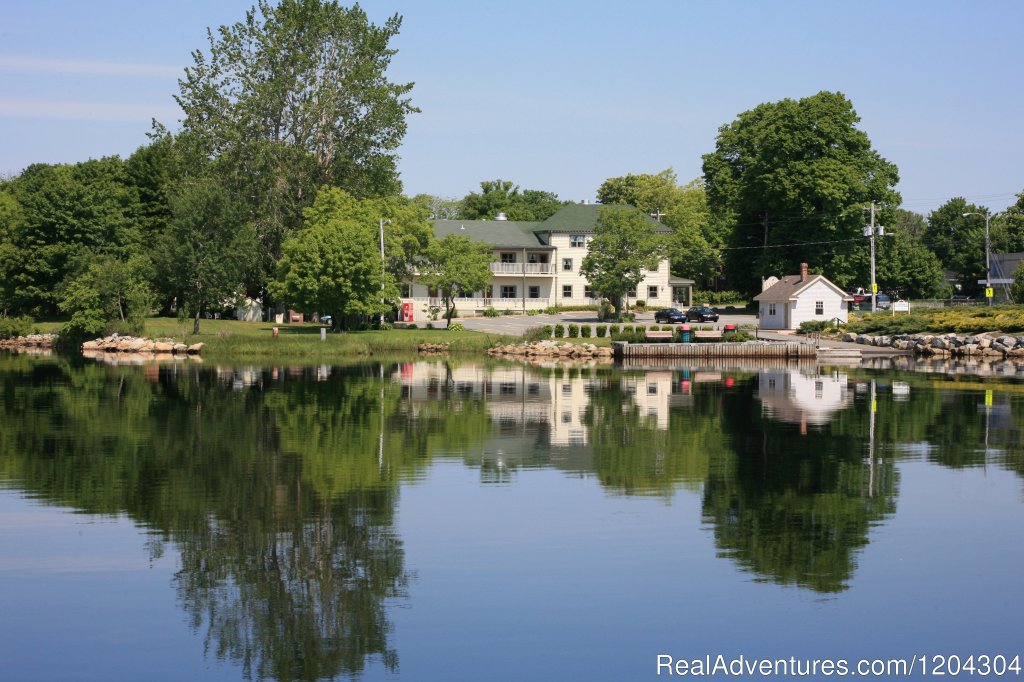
xmin=800 ymin=263 xmax=808 ymax=282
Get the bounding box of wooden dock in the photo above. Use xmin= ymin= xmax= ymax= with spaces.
xmin=614 ymin=341 xmax=817 ymax=360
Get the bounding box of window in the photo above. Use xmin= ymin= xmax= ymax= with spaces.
xmin=569 ymin=234 xmax=585 ymax=248
xmin=584 ymin=286 xmax=595 ymax=299
xmin=815 ymin=300 xmax=824 ymax=315
xmin=627 ymin=288 xmax=637 ymax=298
xmin=648 ymin=286 xmax=658 ymax=299
xmin=768 ymin=303 xmax=776 ymax=316
xmin=500 ymin=252 xmax=516 ymax=263
xmin=500 ymin=285 xmax=517 ymax=299
xmin=562 ymin=258 xmax=573 ymax=271
xmin=563 ymin=285 xmax=573 ymax=298
xmin=562 ymin=383 xmax=572 ymax=395
xmin=529 ymin=286 xmax=540 ymax=299
xmin=647 ymin=383 xmax=658 ymax=395
xmin=400 ymin=283 xmax=411 ymax=297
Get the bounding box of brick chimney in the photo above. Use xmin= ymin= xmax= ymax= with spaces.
xmin=800 ymin=262 xmax=809 ymax=282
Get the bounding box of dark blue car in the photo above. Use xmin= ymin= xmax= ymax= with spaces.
xmin=654 ymin=308 xmax=686 ymax=323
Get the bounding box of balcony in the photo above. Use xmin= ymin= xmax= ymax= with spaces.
xmin=489 ymin=262 xmax=557 ymax=276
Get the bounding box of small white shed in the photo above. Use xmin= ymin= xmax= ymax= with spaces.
xmin=754 ymin=263 xmax=853 ymax=330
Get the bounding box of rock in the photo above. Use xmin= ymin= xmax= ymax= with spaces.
xmin=154 ymin=342 xmax=174 ymax=353
xmin=998 ymin=336 xmax=1017 ymax=349
xmin=186 ymin=342 xmax=204 ymax=354
xmin=173 ymin=343 xmax=188 ymax=354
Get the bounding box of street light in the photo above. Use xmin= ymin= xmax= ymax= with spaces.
xmin=963 ymin=211 xmax=992 ymax=306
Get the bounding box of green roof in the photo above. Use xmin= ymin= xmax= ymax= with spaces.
xmin=535 ymin=203 xmax=671 ymax=233
xmin=432 ymin=219 xmax=546 ymax=248
xmin=430 ymin=204 xmax=669 ymax=248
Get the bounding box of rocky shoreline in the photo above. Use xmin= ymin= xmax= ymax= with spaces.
xmin=488 ymin=340 xmax=614 ymax=361
xmin=82 ymin=334 xmax=204 ymax=355
xmin=844 ymin=332 xmax=1024 ymax=358
xmin=0 ymin=333 xmax=57 ymax=350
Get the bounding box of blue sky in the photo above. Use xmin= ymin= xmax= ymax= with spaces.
xmin=1 ymin=0 xmax=1022 ymax=214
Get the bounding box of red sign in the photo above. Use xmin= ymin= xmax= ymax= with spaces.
xmin=401 ymin=301 xmax=414 ymax=322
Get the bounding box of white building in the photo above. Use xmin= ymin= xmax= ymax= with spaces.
xmin=753 ymin=263 xmax=853 ymax=330
xmin=403 ymin=204 xmax=693 ymax=320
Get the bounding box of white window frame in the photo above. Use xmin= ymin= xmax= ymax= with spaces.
xmin=562 ymin=284 xmax=573 ymax=298
xmin=815 ymin=300 xmax=824 ymax=315
xmin=648 ymin=285 xmax=658 ymax=299
xmin=562 ymin=258 xmax=573 ymax=271
xmin=528 ymin=285 xmax=540 ymax=299
xmin=500 ymin=285 xmax=517 ymax=299
xmin=569 ymin=234 xmax=585 ymax=248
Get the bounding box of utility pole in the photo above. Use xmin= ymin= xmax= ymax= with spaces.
xmin=864 ymin=203 xmax=884 ymax=312
xmin=763 ymin=212 xmax=769 ymax=248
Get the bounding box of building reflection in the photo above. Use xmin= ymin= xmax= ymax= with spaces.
xmin=756 ymin=368 xmax=852 ymax=429
xmin=391 ymin=362 xmax=683 ymax=446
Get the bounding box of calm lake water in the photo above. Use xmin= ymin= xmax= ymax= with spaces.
xmin=1 ymin=354 xmax=1022 ymax=681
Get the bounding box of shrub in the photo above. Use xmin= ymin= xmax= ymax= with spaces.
xmin=598 ymin=300 xmax=614 ymax=321
xmin=379 ymin=321 xmax=394 ymax=331
xmin=426 ymin=322 xmax=434 ymax=330
xmin=502 ymin=309 xmax=516 ymax=316
xmin=797 ymin=319 xmax=836 ymax=334
xmin=696 ymin=290 xmax=747 ymax=305
xmin=554 ymin=324 xmax=565 ymax=338
xmin=483 ymin=307 xmax=500 ymax=317
xmin=447 ymin=322 xmax=466 ymax=331
xmin=580 ymin=325 xmax=592 ymax=338
xmin=0 ymin=315 xmax=34 ymax=340
xmin=595 ymin=325 xmax=607 ymax=338
xmin=723 ymin=331 xmax=755 ymax=342
xmin=524 ymin=325 xmax=551 ymax=342
xmin=405 ymin=323 xmax=418 ymax=329
xmin=527 ymin=309 xmax=540 ymax=316
xmin=634 ymin=300 xmax=646 ymax=309
xmin=567 ymin=324 xmax=579 ymax=338
xmin=609 ymin=324 xmax=621 ymax=336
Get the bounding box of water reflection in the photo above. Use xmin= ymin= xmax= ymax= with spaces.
xmin=1 ymin=355 xmax=1022 ymax=679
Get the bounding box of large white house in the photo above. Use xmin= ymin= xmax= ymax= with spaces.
xmin=402 ymin=204 xmax=693 ymax=320
xmin=753 ymin=263 xmax=853 ymax=330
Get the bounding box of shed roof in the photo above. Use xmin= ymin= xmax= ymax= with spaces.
xmin=753 ymin=274 xmax=852 ymax=303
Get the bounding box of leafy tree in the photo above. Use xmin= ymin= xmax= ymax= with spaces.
xmin=991 ymin=190 xmax=1024 ymax=260
xmin=1011 ymin=261 xmax=1024 ymax=304
xmin=271 ymin=188 xmax=430 ymax=328
xmin=924 ymin=197 xmax=987 ymax=294
xmin=580 ymin=207 xmax=664 ymax=318
xmin=459 ymin=179 xmax=568 ymax=221
xmin=596 ymin=168 xmax=684 ymax=217
xmin=157 ymin=178 xmax=256 ymax=334
xmin=59 ymin=255 xmax=155 ymax=337
xmin=409 ymin=193 xmax=460 ymax=220
xmin=703 ymin=91 xmax=900 ymax=295
xmin=172 ymin=0 xmax=418 ymax=291
xmin=419 ymin=234 xmax=494 ymax=327
xmin=875 ymin=229 xmax=945 ymax=298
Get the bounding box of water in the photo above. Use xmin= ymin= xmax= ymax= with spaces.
xmin=0 ymin=355 xmax=1022 ymax=681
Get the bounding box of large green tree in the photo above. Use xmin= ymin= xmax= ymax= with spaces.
xmin=459 ymin=179 xmax=568 ymax=221
xmin=172 ymin=0 xmax=417 ymax=292
xmin=579 ymin=207 xmax=664 ymax=318
xmin=703 ymin=91 xmax=900 ymax=294
xmin=924 ymin=197 xmax=988 ymax=294
xmin=418 ymin=234 xmax=494 ymax=327
xmin=270 ymin=188 xmax=431 ymax=328
xmin=157 ymin=178 xmax=257 ymax=334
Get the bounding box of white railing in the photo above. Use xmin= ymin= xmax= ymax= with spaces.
xmin=489 ymin=262 xmax=557 ymax=275
xmin=420 ymin=297 xmax=551 ymax=310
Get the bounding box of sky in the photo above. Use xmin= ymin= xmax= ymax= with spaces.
xmin=1 ymin=0 xmax=1022 ymax=215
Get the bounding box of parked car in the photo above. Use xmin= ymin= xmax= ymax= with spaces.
xmin=875 ymin=294 xmax=891 ymax=310
xmin=685 ymin=306 xmax=720 ymax=322
xmin=654 ymin=307 xmax=686 ymax=323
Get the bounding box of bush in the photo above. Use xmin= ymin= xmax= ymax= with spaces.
xmin=567 ymin=324 xmax=579 ymax=338
xmin=524 ymin=325 xmax=552 ymax=342
xmin=502 ymin=309 xmax=516 ymax=316
xmin=554 ymin=324 xmax=565 ymax=338
xmin=595 ymin=325 xmax=607 ymax=338
xmin=634 ymin=300 xmax=646 ymax=310
xmin=527 ymin=309 xmax=540 ymax=316
xmin=405 ymin=323 xmax=418 ymax=329
xmin=447 ymin=322 xmax=466 ymax=331
xmin=598 ymin=300 xmax=614 ymax=321
xmin=581 ymin=325 xmax=592 ymax=338
xmin=609 ymin=324 xmax=621 ymax=336
xmin=379 ymin=321 xmax=394 ymax=331
xmin=797 ymin=319 xmax=837 ymax=334
xmin=0 ymin=315 xmax=34 ymax=340
xmin=696 ymin=290 xmax=747 ymax=305
xmin=483 ymin=307 xmax=500 ymax=317
xmin=723 ymin=331 xmax=755 ymax=342
xmin=426 ymin=322 xmax=434 ymax=330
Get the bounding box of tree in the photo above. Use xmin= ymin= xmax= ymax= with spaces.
xmin=419 ymin=234 xmax=493 ymax=327
xmin=157 ymin=178 xmax=256 ymax=334
xmin=409 ymin=194 xmax=460 ymax=220
xmin=875 ymin=229 xmax=945 ymax=298
xmin=579 ymin=207 xmax=664 ymax=318
xmin=172 ymin=0 xmax=418 ymax=291
xmin=924 ymin=197 xmax=987 ymax=294
xmin=703 ymin=91 xmax=900 ymax=295
xmin=459 ymin=179 xmax=568 ymax=221
xmin=596 ymin=168 xmax=683 ymax=217
xmin=59 ymin=255 xmax=155 ymax=338
xmin=270 ymin=188 xmax=431 ymax=329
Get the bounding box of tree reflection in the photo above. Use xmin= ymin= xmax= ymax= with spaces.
xmin=704 ymin=376 xmax=898 ymax=593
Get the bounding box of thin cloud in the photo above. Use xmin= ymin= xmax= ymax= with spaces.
xmin=0 ymin=97 xmax=179 ymax=123
xmin=0 ymin=55 xmax=181 ymax=78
